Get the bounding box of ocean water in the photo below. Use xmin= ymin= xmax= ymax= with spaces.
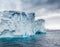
xmin=0 ymin=30 xmax=60 ymax=47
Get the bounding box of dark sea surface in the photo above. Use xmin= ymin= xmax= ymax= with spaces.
xmin=0 ymin=30 xmax=60 ymax=47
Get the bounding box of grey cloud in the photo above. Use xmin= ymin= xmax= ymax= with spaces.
xmin=21 ymin=0 xmax=47 ymax=7
xmin=47 ymin=0 xmax=60 ymax=4
xmin=21 ymin=0 xmax=60 ymax=10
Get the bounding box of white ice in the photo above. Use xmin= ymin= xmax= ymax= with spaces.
xmin=0 ymin=11 xmax=45 ymax=37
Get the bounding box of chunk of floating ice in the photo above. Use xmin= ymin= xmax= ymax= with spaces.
xmin=34 ymin=19 xmax=46 ymax=34
xmin=0 ymin=11 xmax=46 ymax=38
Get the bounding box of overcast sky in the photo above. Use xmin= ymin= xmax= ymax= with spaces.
xmin=0 ymin=0 xmax=60 ymax=29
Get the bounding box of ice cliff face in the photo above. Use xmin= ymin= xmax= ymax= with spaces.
xmin=34 ymin=19 xmax=46 ymax=34
xmin=0 ymin=11 xmax=45 ymax=37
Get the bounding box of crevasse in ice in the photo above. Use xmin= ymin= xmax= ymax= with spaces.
xmin=0 ymin=11 xmax=45 ymax=37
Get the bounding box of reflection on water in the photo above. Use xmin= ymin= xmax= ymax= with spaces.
xmin=0 ymin=30 xmax=60 ymax=47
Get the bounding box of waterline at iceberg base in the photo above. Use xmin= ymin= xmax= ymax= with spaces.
xmin=0 ymin=11 xmax=46 ymax=38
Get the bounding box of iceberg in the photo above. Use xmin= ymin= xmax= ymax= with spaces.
xmin=0 ymin=11 xmax=46 ymax=37
xmin=34 ymin=19 xmax=46 ymax=34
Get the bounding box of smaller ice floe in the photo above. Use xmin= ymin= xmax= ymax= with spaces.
xmin=34 ymin=19 xmax=46 ymax=34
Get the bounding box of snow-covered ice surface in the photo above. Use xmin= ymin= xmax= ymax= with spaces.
xmin=0 ymin=11 xmax=45 ymax=37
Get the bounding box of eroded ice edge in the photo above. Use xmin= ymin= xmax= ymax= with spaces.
xmin=0 ymin=11 xmax=46 ymax=38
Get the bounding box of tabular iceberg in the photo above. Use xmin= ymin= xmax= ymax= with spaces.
xmin=0 ymin=11 xmax=46 ymax=37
